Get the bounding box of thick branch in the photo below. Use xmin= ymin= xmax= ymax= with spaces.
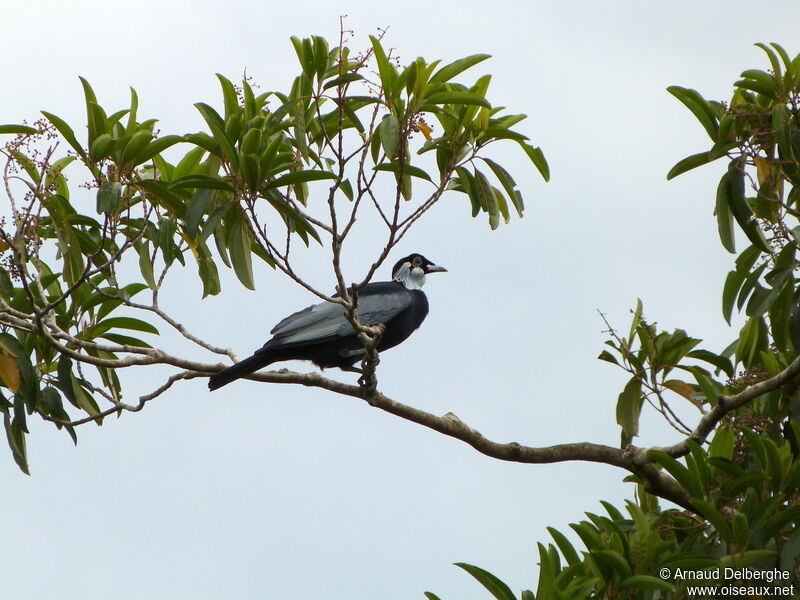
xmin=237 ymin=367 xmax=693 ymax=510
xmin=654 ymin=353 xmax=800 ymax=457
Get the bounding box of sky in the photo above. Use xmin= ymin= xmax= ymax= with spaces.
xmin=2 ymin=1 xmax=800 ymax=599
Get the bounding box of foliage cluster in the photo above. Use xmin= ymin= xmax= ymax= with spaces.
xmin=0 ymin=33 xmax=546 ymax=472
xmin=2 ymin=30 xmax=799 ymax=600
xmin=426 ymin=42 xmax=800 ymax=600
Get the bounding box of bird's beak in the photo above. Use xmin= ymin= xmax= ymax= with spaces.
xmin=427 ymin=264 xmax=447 ymax=273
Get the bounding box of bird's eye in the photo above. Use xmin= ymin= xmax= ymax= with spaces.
xmin=412 ymin=256 xmax=422 ymax=266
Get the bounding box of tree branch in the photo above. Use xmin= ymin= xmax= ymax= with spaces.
xmin=654 ymin=353 xmax=800 ymax=457
xmin=233 ymin=366 xmax=693 ymax=510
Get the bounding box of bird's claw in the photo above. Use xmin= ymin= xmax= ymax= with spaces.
xmin=357 ymin=374 xmax=378 ymax=394
xmin=357 ymin=355 xmax=379 ymax=394
xmin=360 ymin=355 xmax=380 ymax=369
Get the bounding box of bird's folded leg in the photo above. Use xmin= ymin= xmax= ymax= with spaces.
xmin=357 ymin=373 xmax=378 ymax=394
xmin=357 ymin=355 xmax=380 ymax=393
xmin=363 ymin=355 xmax=380 ymax=368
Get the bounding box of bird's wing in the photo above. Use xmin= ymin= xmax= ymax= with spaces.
xmin=267 ymin=284 xmax=411 ymax=345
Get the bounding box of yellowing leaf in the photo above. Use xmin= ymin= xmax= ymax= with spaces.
xmin=755 ymin=156 xmax=770 ymax=185
xmin=0 ymin=354 xmax=21 ymax=392
xmin=180 ymin=232 xmax=201 ymax=259
xmin=663 ymin=379 xmax=704 ymax=409
xmin=417 ymin=121 xmax=432 ymax=141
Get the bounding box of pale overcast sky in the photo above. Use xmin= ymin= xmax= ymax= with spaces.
xmin=3 ymin=2 xmax=800 ymax=599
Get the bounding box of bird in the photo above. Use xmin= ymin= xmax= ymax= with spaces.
xmin=208 ymin=253 xmax=446 ymax=390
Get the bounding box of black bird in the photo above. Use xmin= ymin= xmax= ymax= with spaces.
xmin=208 ymin=253 xmax=446 ymax=390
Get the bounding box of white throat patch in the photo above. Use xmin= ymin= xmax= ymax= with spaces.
xmin=394 ymin=263 xmax=426 ymax=290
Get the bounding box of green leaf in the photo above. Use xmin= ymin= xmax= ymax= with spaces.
xmin=136 ymin=242 xmax=157 ymax=289
xmin=322 ymin=73 xmax=365 ymax=91
xmin=740 ymin=428 xmax=767 ymax=470
xmin=10 ymin=149 xmax=41 ymax=184
xmin=735 ymin=69 xmax=778 ymax=99
xmin=616 ymin=378 xmax=643 ymax=446
xmin=3 ymin=410 xmax=29 ymax=474
xmin=493 ymin=188 xmax=510 ymax=225
xmin=0 ymin=270 xmax=13 ymax=300
xmin=373 ymin=162 xmax=433 ymax=182
xmin=686 ymin=440 xmax=712 ymax=492
xmin=789 ymin=286 xmax=800 ymax=352
xmin=194 ymin=241 xmax=221 ymax=298
xmin=736 ymin=316 xmax=766 ymax=367
xmin=72 ymin=381 xmax=102 ymax=421
xmin=99 ymin=333 xmax=152 ymax=348
xmin=598 ymin=350 xmax=620 ymax=366
xmin=169 ymin=174 xmax=234 ymax=191
xmin=725 ymin=160 xmax=769 ymax=252
xmin=454 ymin=563 xmax=516 ymax=600
xmin=56 ymin=354 xmax=77 ymax=407
xmin=120 ymin=130 xmax=153 ymax=164
xmin=763 ymin=437 xmax=784 ymax=488
xmin=667 ymin=86 xmax=718 ymax=140
xmin=424 ymin=92 xmax=491 ymax=108
xmin=157 ymin=217 xmax=178 ymax=266
xmin=184 ymin=132 xmax=219 ymax=155
xmin=41 ymin=111 xmax=87 ymax=160
xmin=667 ymin=151 xmax=714 ymax=180
xmin=194 ymin=102 xmax=239 ymax=169
xmin=89 ymin=133 xmax=115 ymax=162
xmin=378 ymin=114 xmax=399 ymax=160
xmin=473 ymin=170 xmax=499 ymax=228
xmin=339 ymin=179 xmax=354 ymax=201
xmin=690 ymin=499 xmax=733 ymax=541
xmin=369 ymin=36 xmax=395 ymax=94
xmin=687 ymin=349 xmax=733 ymax=378
xmin=647 ymin=449 xmax=704 ymax=499
xmin=483 ymin=158 xmax=523 ymax=217
xmin=429 ymin=54 xmax=491 ymax=84
xmin=239 ymin=152 xmax=260 ymax=190
xmin=125 ymin=87 xmax=139 ymax=134
xmin=755 ymin=43 xmax=783 ymax=80
xmin=620 ymin=575 xmax=675 ymax=593
xmin=173 ymin=146 xmax=206 ymax=179
xmin=0 ymin=124 xmax=39 ymax=135
xmin=591 ymin=549 xmax=633 ymax=578
xmin=546 ymin=526 xmax=580 ymax=566
xmin=722 ymin=269 xmax=744 ymax=324
xmin=96 ymin=182 xmax=122 ymax=214
xmin=714 ymin=174 xmax=736 ymax=253
xmin=708 ymin=426 xmax=734 ymax=460
xmin=79 ymin=78 xmax=106 ymax=147
xmin=690 ymin=367 xmax=722 ymax=405
xmin=185 ymin=189 xmax=214 ymax=239
xmin=455 ymin=167 xmax=480 ymax=217
xmin=628 ymin=298 xmax=643 ymax=342
xmin=264 ymin=170 xmax=338 ymax=189
xmin=519 ymin=143 xmax=549 ymax=181
xmin=226 ymin=208 xmax=255 ymax=290
xmin=216 ymin=74 xmax=240 ymax=119
xmin=135 ymin=135 xmax=184 ymax=165
xmin=97 ymin=317 xmax=159 ymax=335
xmin=773 ymin=104 xmax=794 ymax=162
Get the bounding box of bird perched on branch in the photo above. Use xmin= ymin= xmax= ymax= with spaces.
xmin=208 ymin=253 xmax=446 ymax=390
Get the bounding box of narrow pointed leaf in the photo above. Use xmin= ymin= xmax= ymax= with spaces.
xmin=0 ymin=125 xmax=38 ymax=135
xmin=429 ymin=54 xmax=491 ymax=84
xmin=454 ymin=563 xmax=516 ymax=600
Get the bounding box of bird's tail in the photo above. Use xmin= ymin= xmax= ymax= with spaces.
xmin=208 ymin=349 xmax=287 ymax=391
